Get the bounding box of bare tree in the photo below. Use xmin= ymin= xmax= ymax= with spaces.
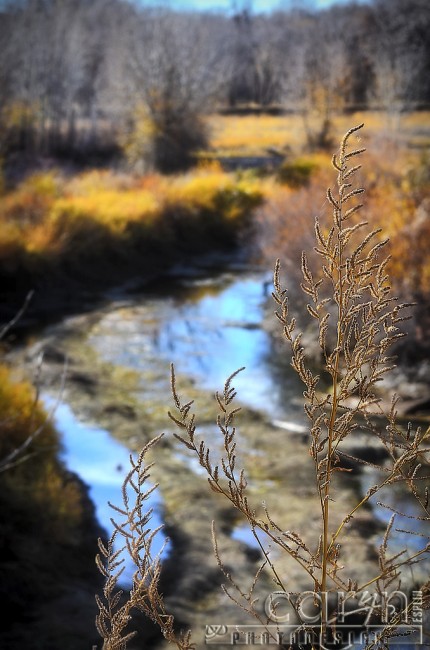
xmin=1 ymin=0 xmax=429 ymax=163
xmin=5 ymin=0 xmax=87 ymax=152
xmin=122 ymin=8 xmax=227 ymax=172
xmin=281 ymin=8 xmax=350 ymax=149
xmin=366 ymin=0 xmax=430 ymax=130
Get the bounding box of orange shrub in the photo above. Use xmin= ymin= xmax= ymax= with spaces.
xmin=255 ymin=141 xmax=430 ymax=307
xmin=0 ymin=363 xmax=84 ymax=533
xmin=0 ymin=364 xmax=56 ymax=455
xmin=0 ymin=165 xmax=264 ymax=278
xmin=0 ymin=172 xmax=59 ymax=225
xmin=358 ymin=144 xmax=430 ymax=299
xmin=49 ymin=190 xmax=159 ymax=234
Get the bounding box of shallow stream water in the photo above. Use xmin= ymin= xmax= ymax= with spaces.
xmin=44 ymin=268 xmax=302 ymax=577
xmin=88 ymin=270 xmax=302 ymax=419
xmin=35 ymin=267 xmax=428 ymax=588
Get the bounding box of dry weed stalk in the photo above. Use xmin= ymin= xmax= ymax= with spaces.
xmin=97 ymin=125 xmax=429 ymax=649
xmin=95 ymin=434 xmax=194 ymax=650
xmin=169 ymin=125 xmax=430 ymax=646
xmin=274 ymin=123 xmax=430 ymax=638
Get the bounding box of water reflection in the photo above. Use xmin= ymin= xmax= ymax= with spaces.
xmin=46 ymin=399 xmax=166 ymax=585
xmin=44 ymin=268 xmax=428 ymax=574
xmin=361 ymin=468 xmax=430 ymax=554
xmin=89 ymin=271 xmax=305 ymax=422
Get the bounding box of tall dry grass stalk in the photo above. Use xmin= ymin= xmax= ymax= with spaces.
xmin=96 ymin=125 xmax=430 ymax=648
xmin=95 ymin=434 xmax=194 ymax=650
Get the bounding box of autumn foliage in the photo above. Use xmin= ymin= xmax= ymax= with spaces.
xmin=0 ymin=165 xmax=263 ymax=298
xmin=256 ymin=139 xmax=430 ymax=310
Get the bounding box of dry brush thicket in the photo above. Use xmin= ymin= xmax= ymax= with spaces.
xmin=96 ymin=126 xmax=430 ymax=649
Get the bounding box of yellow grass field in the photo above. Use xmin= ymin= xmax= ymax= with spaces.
xmin=206 ymin=111 xmax=430 ymax=156
xmin=0 ymin=111 xmax=429 ymax=301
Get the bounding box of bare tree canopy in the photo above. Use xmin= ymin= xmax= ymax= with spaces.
xmin=0 ymin=0 xmax=429 ymax=164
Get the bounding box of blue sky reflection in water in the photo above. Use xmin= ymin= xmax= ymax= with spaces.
xmin=90 ymin=272 xmax=306 ymax=422
xmin=156 ymin=274 xmax=305 ymax=421
xmin=45 ymin=399 xmax=166 ymax=585
xmin=159 ymin=276 xmax=268 ymax=391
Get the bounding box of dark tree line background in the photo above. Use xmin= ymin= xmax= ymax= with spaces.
xmin=0 ymin=0 xmax=429 ymax=171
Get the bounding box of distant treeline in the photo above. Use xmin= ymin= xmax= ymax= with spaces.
xmin=0 ymin=0 xmax=429 ymax=167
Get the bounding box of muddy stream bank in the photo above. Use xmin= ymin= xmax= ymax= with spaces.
xmin=12 ymin=264 xmax=430 ymax=648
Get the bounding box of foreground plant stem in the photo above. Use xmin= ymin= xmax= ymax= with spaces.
xmin=320 ymin=125 xmax=351 ymax=636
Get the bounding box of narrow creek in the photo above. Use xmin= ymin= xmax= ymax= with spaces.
xmin=39 ymin=266 xmax=303 ymax=581
xmin=21 ymin=265 xmax=429 ymax=602
xmin=41 ymin=271 xmax=305 ymax=543
xmin=81 ymin=268 xmax=308 ymax=559
xmin=87 ymin=269 xmax=304 ymax=420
